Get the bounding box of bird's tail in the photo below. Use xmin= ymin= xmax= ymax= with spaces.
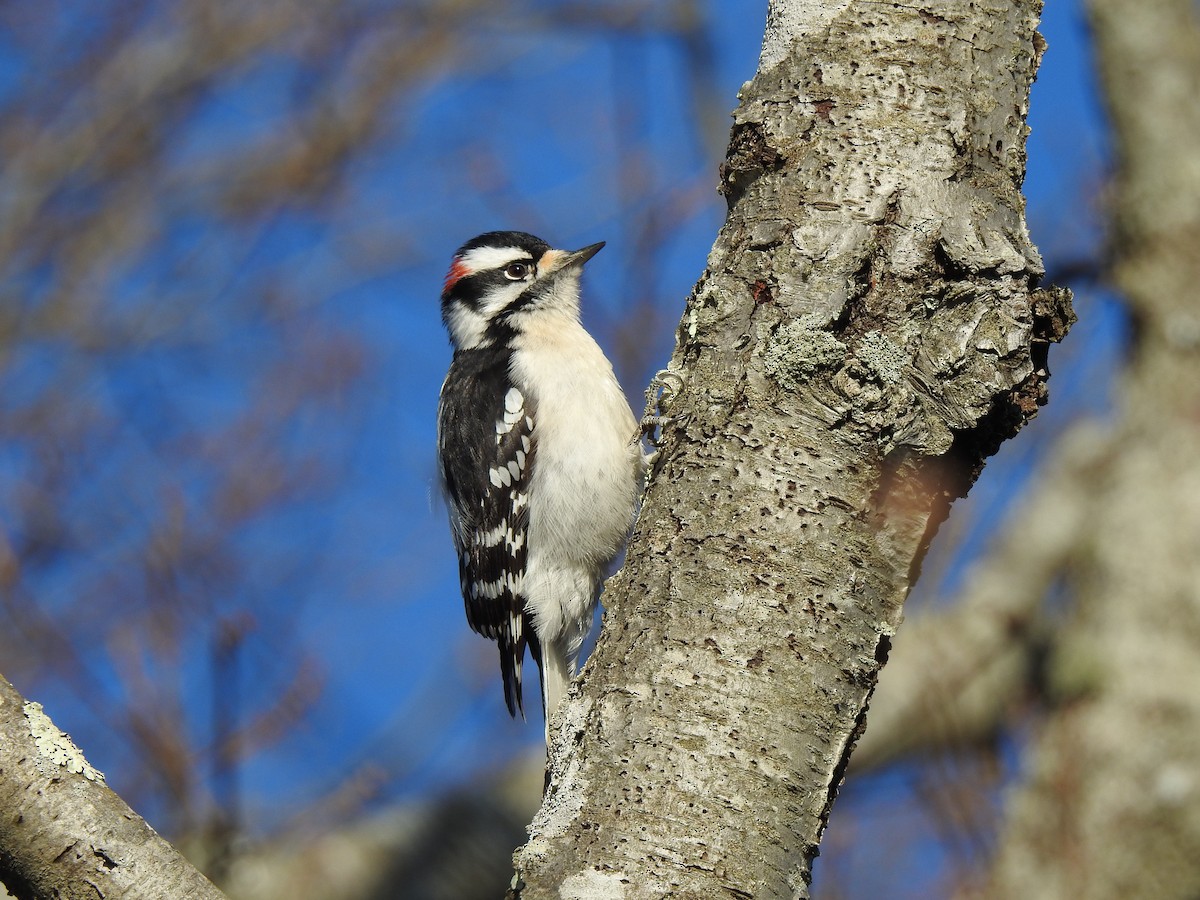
xmin=539 ymin=641 xmax=574 ymax=744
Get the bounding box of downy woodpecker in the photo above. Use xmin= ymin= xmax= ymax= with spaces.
xmin=437 ymin=231 xmax=643 ymax=740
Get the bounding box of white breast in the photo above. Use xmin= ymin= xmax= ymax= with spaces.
xmin=510 ymin=309 xmax=643 ymax=648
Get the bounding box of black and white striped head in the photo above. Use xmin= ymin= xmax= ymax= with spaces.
xmin=440 ymin=231 xmax=605 ymax=351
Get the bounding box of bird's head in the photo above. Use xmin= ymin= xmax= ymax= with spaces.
xmin=440 ymin=231 xmax=605 ymax=351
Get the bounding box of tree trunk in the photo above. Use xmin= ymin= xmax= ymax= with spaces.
xmin=0 ymin=675 xmax=227 ymax=900
xmin=511 ymin=1 xmax=1067 ymax=897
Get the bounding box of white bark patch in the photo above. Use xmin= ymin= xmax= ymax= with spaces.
xmin=558 ymin=868 xmax=628 ymax=900
xmin=24 ymin=701 xmax=105 ymax=782
xmin=759 ymin=0 xmax=852 ymax=70
xmin=525 ymin=696 xmax=594 ymax=851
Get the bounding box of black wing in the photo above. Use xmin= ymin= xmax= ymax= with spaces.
xmin=437 ymin=346 xmax=536 ymax=717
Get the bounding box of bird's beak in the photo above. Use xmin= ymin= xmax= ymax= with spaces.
xmin=541 ymin=241 xmax=605 ymax=274
xmin=566 ymin=241 xmax=605 ymax=266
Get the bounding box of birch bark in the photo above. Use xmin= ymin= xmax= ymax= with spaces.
xmin=0 ymin=675 xmax=228 ymax=900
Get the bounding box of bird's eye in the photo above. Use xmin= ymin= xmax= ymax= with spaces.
xmin=503 ymin=262 xmax=530 ymax=280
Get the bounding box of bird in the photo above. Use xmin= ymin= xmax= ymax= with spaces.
xmin=436 ymin=231 xmax=643 ymax=741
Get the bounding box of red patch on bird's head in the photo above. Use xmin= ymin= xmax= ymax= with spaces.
xmin=442 ymin=258 xmax=471 ymax=296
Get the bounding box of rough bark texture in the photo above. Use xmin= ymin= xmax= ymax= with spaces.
xmin=512 ymin=1 xmax=1066 ymax=897
xmin=969 ymin=1 xmax=1200 ymax=897
xmin=0 ymin=675 xmax=227 ymax=900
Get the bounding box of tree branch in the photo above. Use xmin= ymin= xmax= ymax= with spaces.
xmin=0 ymin=674 xmax=226 ymax=900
